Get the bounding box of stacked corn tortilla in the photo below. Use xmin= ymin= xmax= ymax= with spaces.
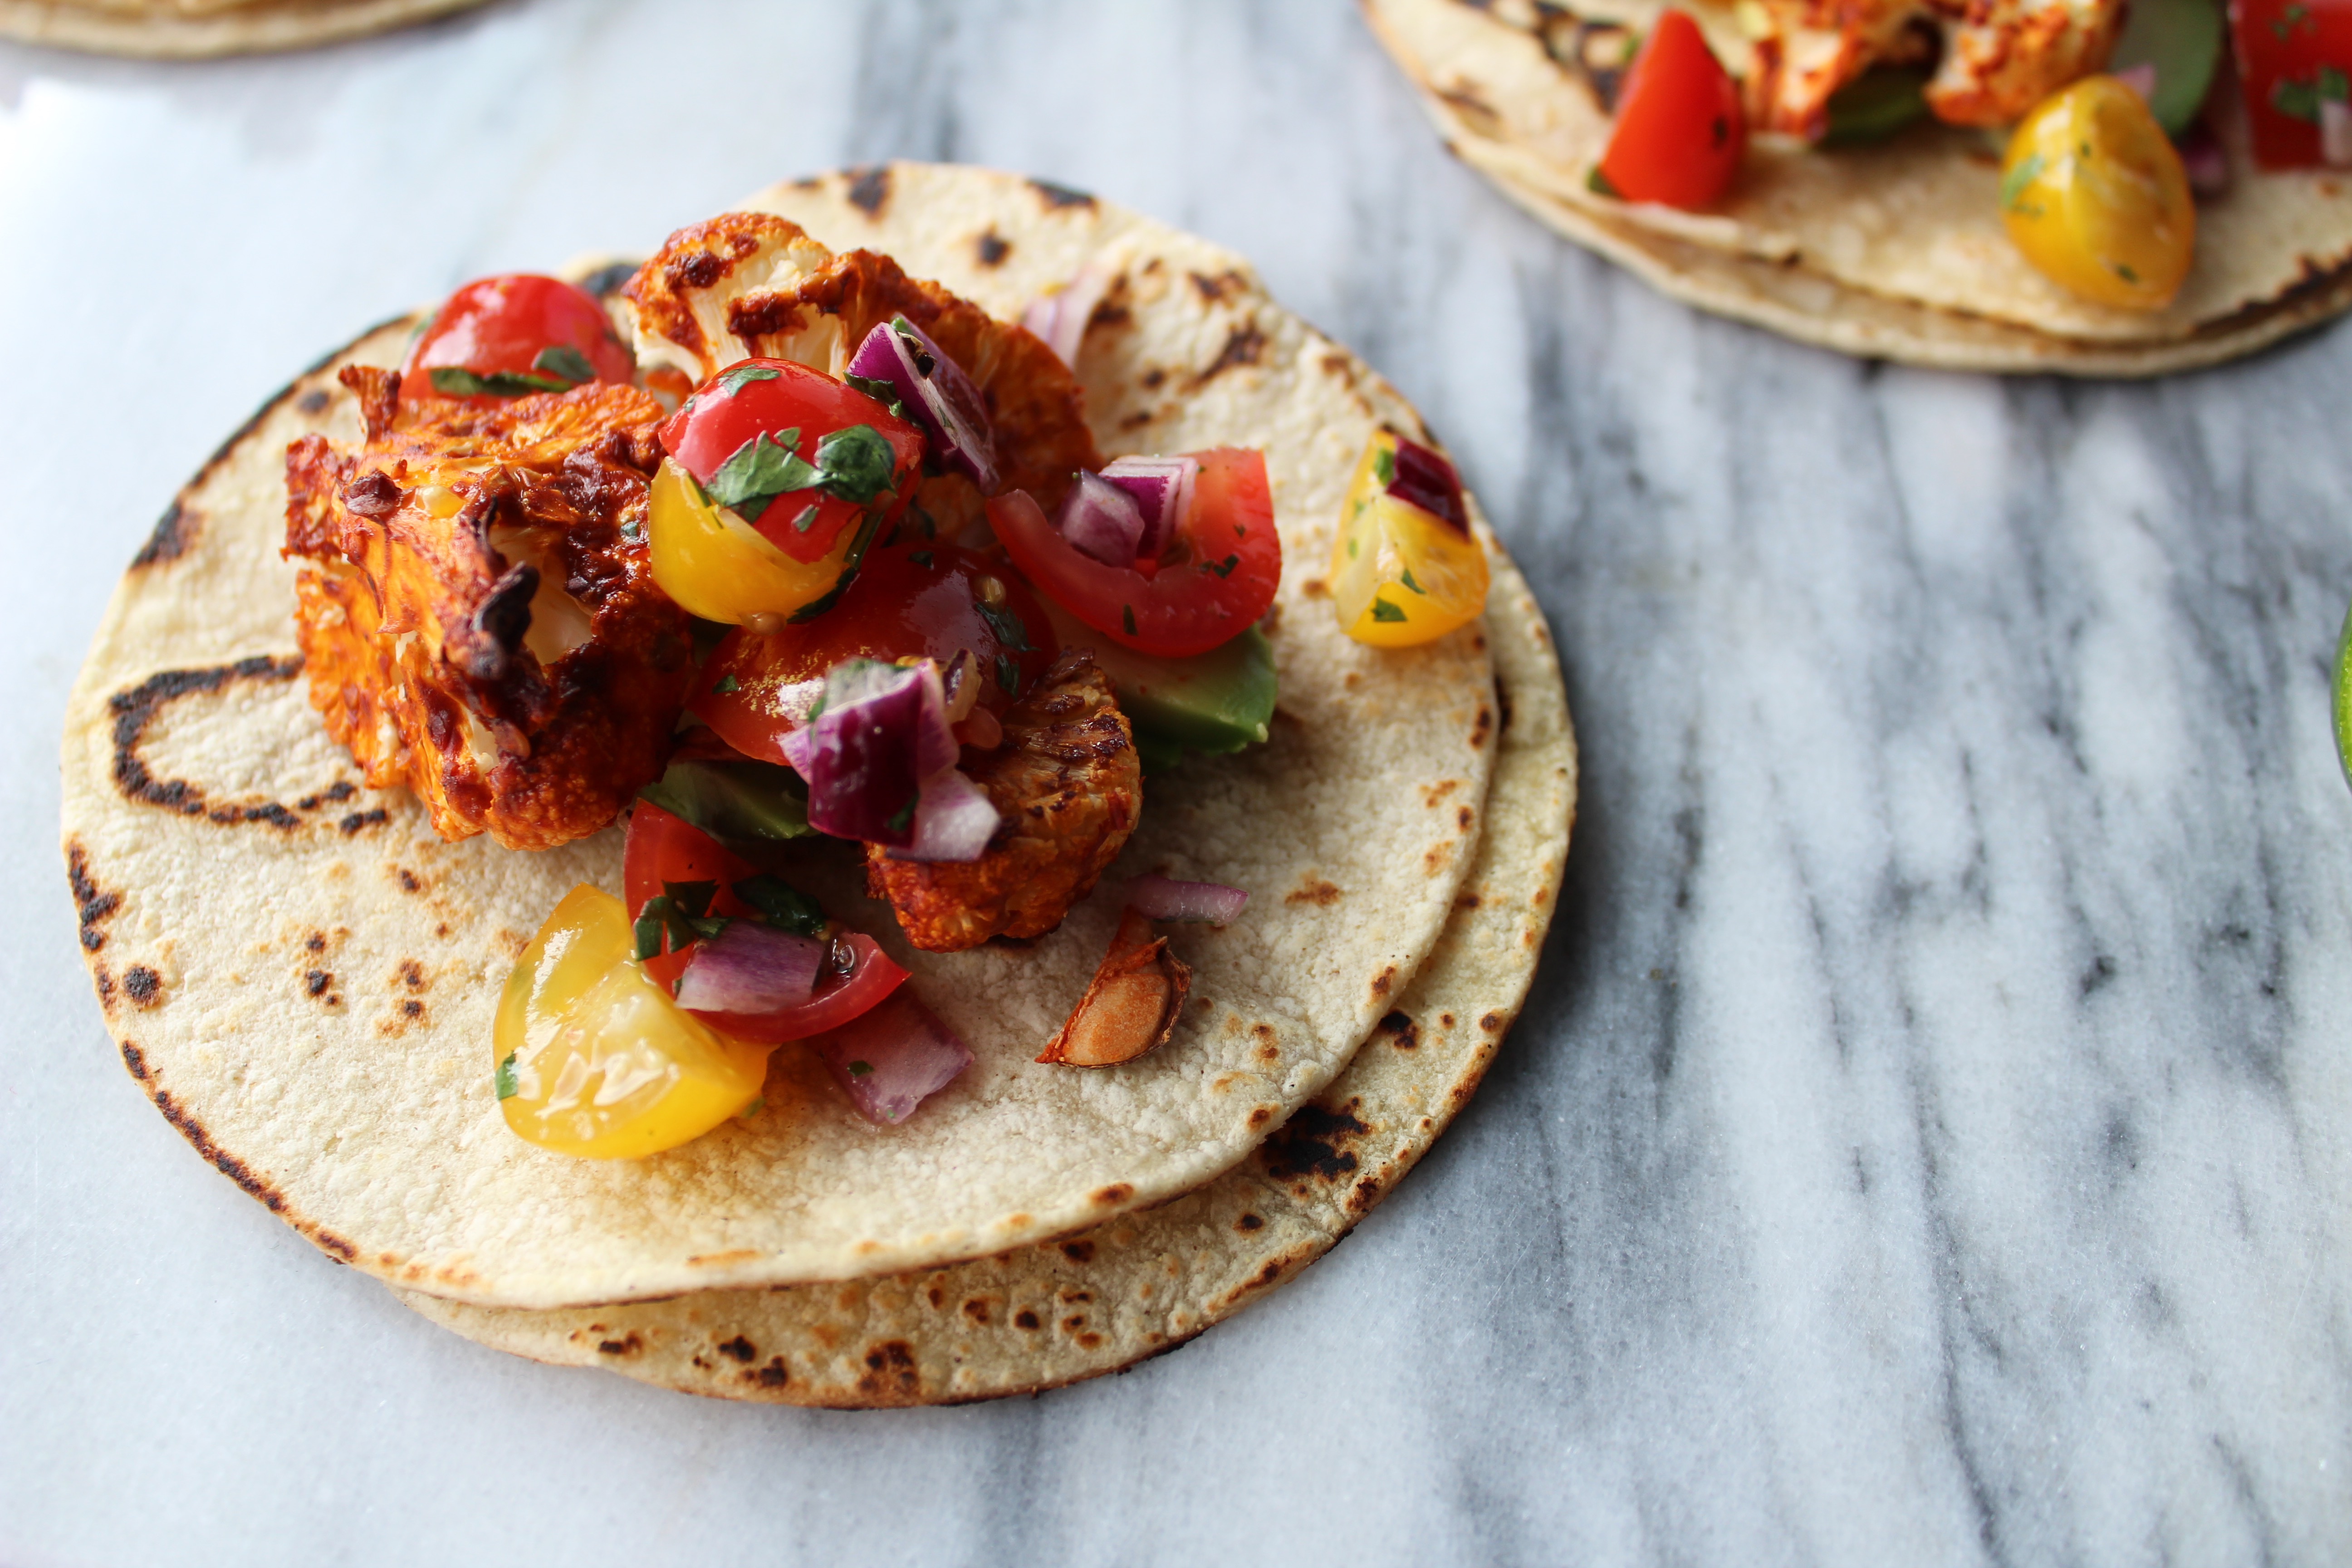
xmin=59 ymin=165 xmax=1574 ymax=1404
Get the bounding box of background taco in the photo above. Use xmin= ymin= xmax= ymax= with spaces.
xmin=1365 ymin=0 xmax=2352 ymax=373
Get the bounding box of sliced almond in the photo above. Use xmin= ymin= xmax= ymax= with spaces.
xmin=1037 ymin=909 xmax=1191 ymax=1068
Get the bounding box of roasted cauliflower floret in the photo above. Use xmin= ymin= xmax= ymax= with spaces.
xmin=284 ymin=369 xmax=693 ymax=850
xmin=623 ymin=212 xmax=1098 ymax=519
xmin=1745 ymin=0 xmax=2124 ymax=136
xmin=865 ymin=652 xmax=1140 ymax=952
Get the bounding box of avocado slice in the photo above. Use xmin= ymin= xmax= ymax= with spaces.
xmin=2109 ymin=0 xmax=2223 ymax=136
xmin=638 ymin=755 xmax=812 ymax=851
xmin=1040 ymin=598 xmax=1276 ymax=768
xmin=1822 ymin=69 xmax=1930 ymax=145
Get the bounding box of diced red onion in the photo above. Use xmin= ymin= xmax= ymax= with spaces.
xmin=2325 ymin=100 xmax=2352 ymax=169
xmin=2177 ymin=123 xmax=2231 ymax=198
xmin=1101 ymin=455 xmax=1198 ymax=560
xmin=1020 ymin=258 xmax=1117 ymax=369
xmin=790 ymin=659 xmax=957 ymax=848
xmin=2114 ymin=62 xmax=2156 ymax=102
xmin=1056 ymin=470 xmax=1147 ymax=565
xmin=1389 ymin=438 xmax=1469 ymax=534
xmin=847 ymin=315 xmax=1000 ymax=492
xmin=1125 ymin=874 xmax=1249 ymax=926
xmin=807 ymin=989 xmax=972 ymax=1125
xmin=891 ymin=766 xmax=1000 ymax=863
xmin=674 ymin=921 xmax=826 ymax=1015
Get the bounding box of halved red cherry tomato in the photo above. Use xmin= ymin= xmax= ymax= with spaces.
xmin=692 ymin=541 xmax=1059 ymax=764
xmin=623 ymin=799 xmax=907 ymax=1039
xmin=987 ymin=448 xmax=1280 ymax=658
xmin=691 ymin=934 xmax=910 ymax=1044
xmin=624 ymin=801 xmax=760 ymax=987
xmin=658 ymin=359 xmax=924 ymax=565
xmin=2230 ymin=0 xmax=2352 ymax=169
xmin=399 ymin=274 xmax=635 ymax=407
xmin=1593 ymin=9 xmax=1746 ymax=209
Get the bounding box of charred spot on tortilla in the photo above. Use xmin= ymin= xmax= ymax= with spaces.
xmin=1186 ymin=324 xmax=1267 ymax=391
xmin=1260 ymin=1100 xmax=1370 ymax=1183
xmin=132 ymin=499 xmax=198 ymax=568
xmin=975 ymin=229 xmax=1010 ymax=267
xmin=123 ymin=965 xmax=162 ymax=1008
xmin=1380 ymin=1010 xmax=1421 ymax=1050
xmin=845 ymin=167 xmax=891 ymax=217
xmin=67 ymin=842 xmax=122 ymax=953
xmin=1029 ymin=178 xmax=1095 ymax=210
xmin=1189 ymin=270 xmax=1248 ymax=304
xmin=108 ymin=656 xmax=309 ymax=827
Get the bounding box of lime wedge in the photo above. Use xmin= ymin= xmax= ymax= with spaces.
xmin=2334 ymin=598 xmax=2352 ymax=790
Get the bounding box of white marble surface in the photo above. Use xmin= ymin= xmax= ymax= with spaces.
xmin=5 ymin=2 xmax=2350 ymax=1563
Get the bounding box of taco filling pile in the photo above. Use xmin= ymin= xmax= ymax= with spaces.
xmin=275 ymin=201 xmax=1500 ymax=1160
xmin=62 ymin=169 xmax=1550 ymax=1387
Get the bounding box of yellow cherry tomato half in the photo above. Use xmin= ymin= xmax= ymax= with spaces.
xmin=1328 ymin=431 xmax=1490 ymax=648
xmin=646 ymin=457 xmax=878 ymax=626
xmin=1999 ymin=76 xmax=2195 ymax=312
xmin=494 ymin=884 xmax=772 ymax=1160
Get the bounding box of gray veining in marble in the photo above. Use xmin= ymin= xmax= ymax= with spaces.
xmin=3 ymin=2 xmax=2347 ymax=1564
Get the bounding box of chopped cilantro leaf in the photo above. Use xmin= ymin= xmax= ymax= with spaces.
xmin=731 ymin=875 xmax=827 ymax=936
xmin=706 ymin=429 xmax=810 ymax=521
xmin=1587 ymin=165 xmax=1621 ymax=198
xmin=846 ymin=372 xmax=906 ymax=417
xmin=713 ymin=673 xmax=740 ymax=695
xmin=532 ymin=344 xmax=597 ymax=387
xmin=787 ymin=501 xmax=821 ymax=534
xmin=1348 ymin=537 xmax=1360 ymax=559
xmin=738 ymin=1096 xmax=765 ymax=1120
xmin=810 ymin=424 xmax=899 ymax=507
xmin=1122 ymin=604 xmax=1137 ymax=636
xmin=1370 ymin=597 xmax=1408 ymax=623
xmin=787 ymin=512 xmax=884 ymax=623
xmin=495 ymin=1052 xmax=519 ymax=1100
xmin=908 ymin=549 xmax=935 ymax=568
xmin=2115 ymin=261 xmax=2139 ymax=283
xmin=428 ymin=364 xmax=572 ymax=398
xmin=886 ymin=797 xmax=916 ymax=835
xmin=619 ymin=518 xmax=644 ymax=543
xmin=633 ymin=902 xmax=670 ymax=961
xmin=713 ymin=363 xmax=782 ymax=398
xmin=1208 ymin=553 xmax=1240 ymax=578
xmin=1999 ymin=152 xmax=2046 ymax=213
xmin=975 ymin=599 xmax=1033 ymax=651
xmin=1400 ymin=567 xmax=1425 ymax=593
xmin=1373 ymin=446 xmax=1396 ymax=486
xmin=848 ymin=1059 xmax=874 ymax=1077
xmin=996 ymin=653 xmax=1020 ymax=696
xmin=664 ymin=880 xmax=717 ymax=920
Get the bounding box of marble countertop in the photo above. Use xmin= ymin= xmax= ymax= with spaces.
xmin=5 ymin=2 xmax=2348 ymax=1563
